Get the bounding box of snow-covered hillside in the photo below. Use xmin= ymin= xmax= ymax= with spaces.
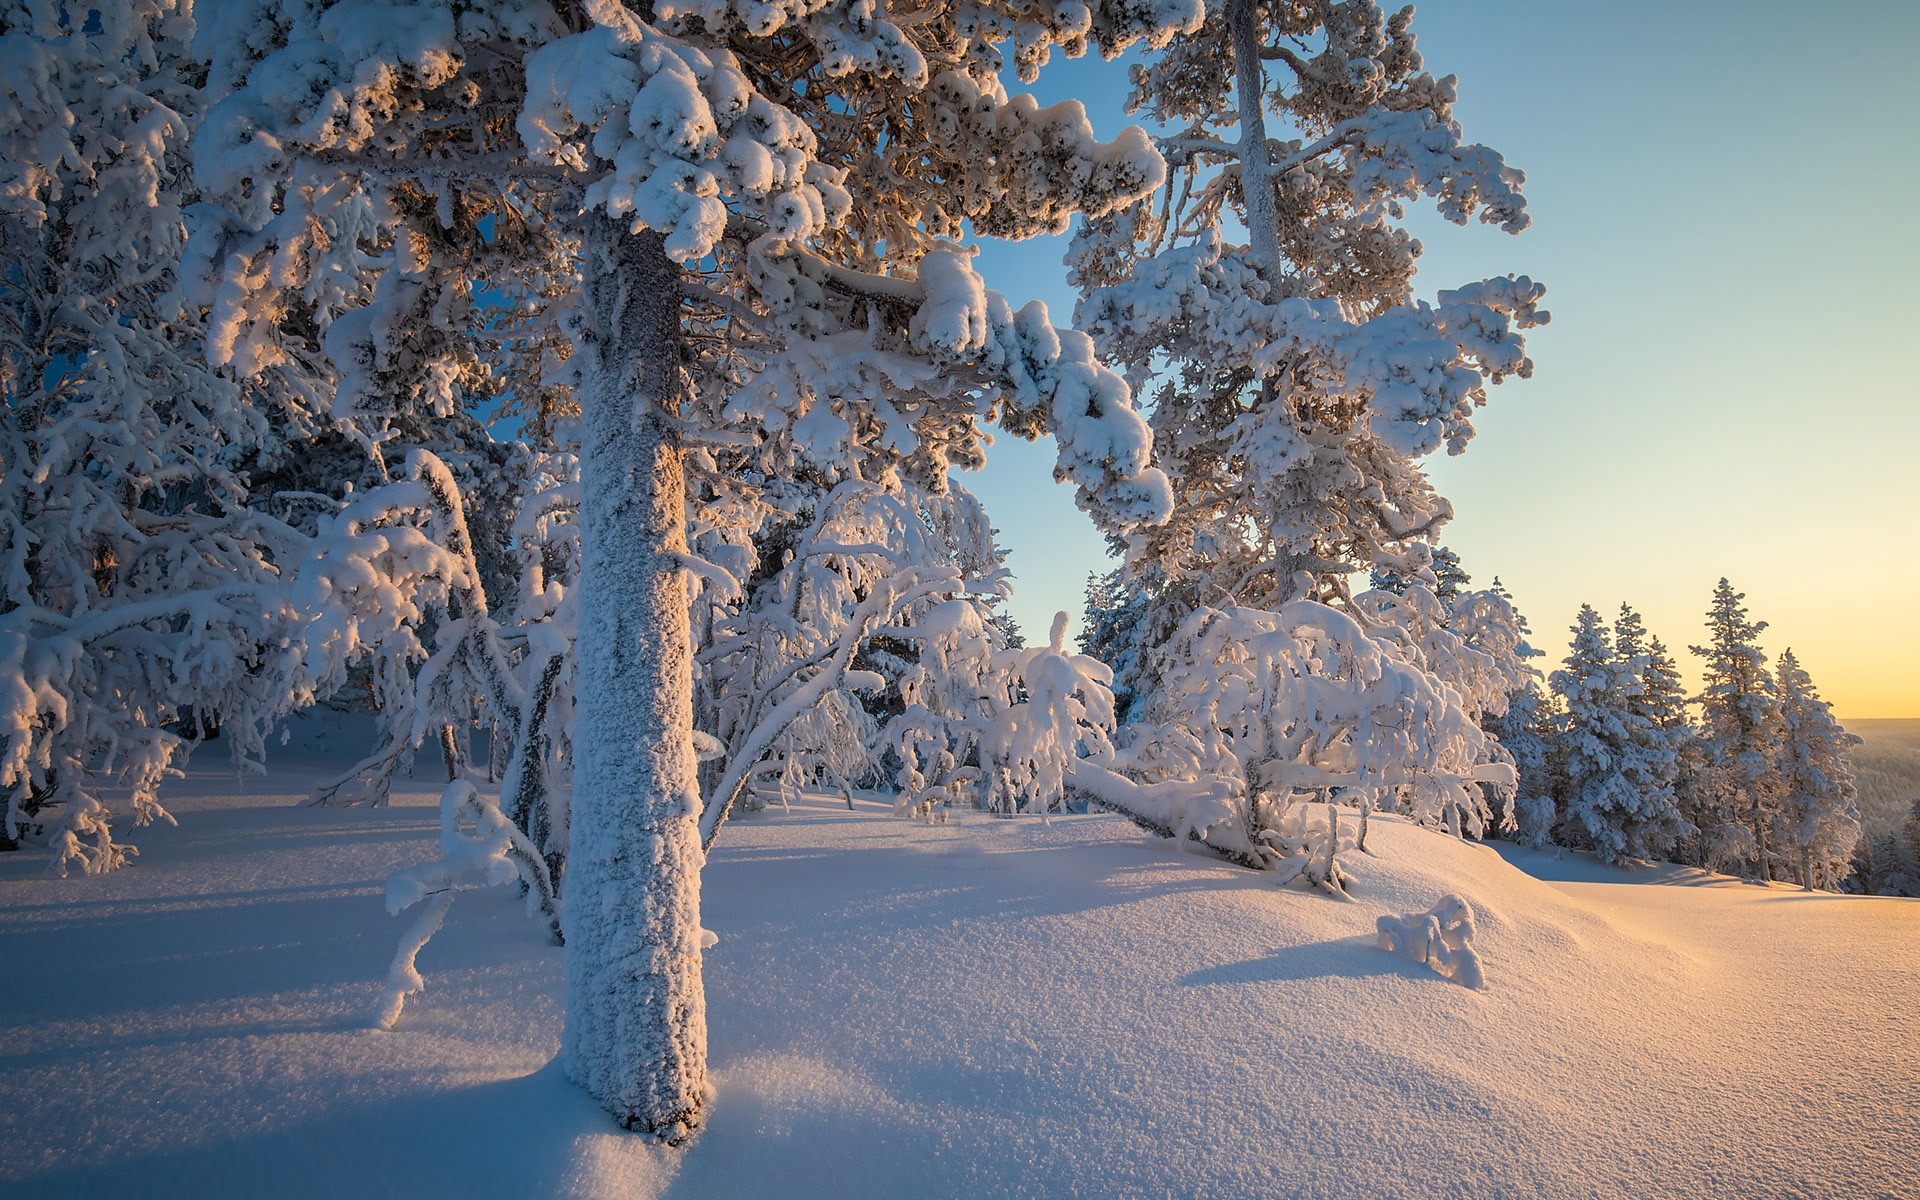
xmin=2 ymin=741 xmax=1914 ymax=1200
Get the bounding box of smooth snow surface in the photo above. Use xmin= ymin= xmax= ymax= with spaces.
xmin=3 ymin=742 xmax=1916 ymax=1199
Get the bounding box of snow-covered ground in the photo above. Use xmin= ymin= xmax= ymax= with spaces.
xmin=3 ymin=735 xmax=1915 ymax=1199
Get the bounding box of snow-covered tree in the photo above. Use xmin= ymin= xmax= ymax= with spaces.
xmin=1615 ymin=606 xmax=1689 ymax=750
xmin=1078 ymin=563 xmax=1149 ymax=724
xmin=1688 ymin=579 xmax=1780 ymax=878
xmin=1848 ymin=801 xmax=1920 ymax=896
xmin=1771 ymin=648 xmax=1860 ymax=891
xmin=1069 ymin=0 xmax=1546 ymax=698
xmin=0 ymin=0 xmax=329 ymax=871
xmin=1550 ymin=605 xmax=1686 ymax=865
xmin=1475 ymin=578 xmax=1554 ymax=843
xmin=1372 ymin=545 xmax=1468 ymax=603
xmin=192 ymin=0 xmax=1184 ymax=1137
xmin=1047 ymin=0 xmax=1544 ymax=878
xmin=1085 ymin=597 xmax=1514 ymax=892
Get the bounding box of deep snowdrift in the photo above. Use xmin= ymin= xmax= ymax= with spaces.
xmin=2 ymin=742 xmax=1914 ymax=1199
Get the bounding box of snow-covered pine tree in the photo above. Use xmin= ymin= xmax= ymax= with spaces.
xmin=1069 ymin=0 xmax=1546 ymax=703
xmin=1550 ymin=605 xmax=1686 ymax=865
xmin=192 ymin=0 xmax=1184 ymax=1138
xmin=1077 ymin=563 xmax=1149 ymax=724
xmin=1476 ymin=579 xmax=1555 ymax=843
xmin=0 ymin=0 xmax=324 ymax=871
xmin=1372 ymin=545 xmax=1469 ymax=603
xmin=1772 ymin=648 xmax=1861 ymax=890
xmin=1488 ymin=678 xmax=1560 ymax=849
xmin=1609 ymin=603 xmax=1689 ymax=857
xmin=1688 ymin=579 xmax=1781 ymax=878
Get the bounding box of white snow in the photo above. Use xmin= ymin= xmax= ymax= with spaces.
xmin=1 ymin=725 xmax=1914 ymax=1198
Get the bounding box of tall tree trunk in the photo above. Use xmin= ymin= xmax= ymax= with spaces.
xmin=562 ymin=214 xmax=707 ymax=1142
xmin=1227 ymin=0 xmax=1282 ymax=281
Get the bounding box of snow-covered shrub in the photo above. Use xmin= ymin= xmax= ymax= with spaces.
xmin=1376 ymin=894 xmax=1485 ymax=989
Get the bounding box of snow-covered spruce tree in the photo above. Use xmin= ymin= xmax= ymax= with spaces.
xmin=1857 ymin=800 xmax=1920 ymax=895
xmin=0 ymin=0 xmax=330 ymax=871
xmin=1549 ymin=605 xmax=1686 ymax=865
xmin=1771 ymin=648 xmax=1861 ymax=891
xmin=1688 ymin=579 xmax=1780 ymax=878
xmin=193 ymin=0 xmax=1183 ymax=1138
xmin=1070 ymin=0 xmax=1546 ymax=707
xmin=1371 ymin=544 xmax=1468 ymax=603
xmin=1077 ymin=562 xmax=1150 ymax=725
xmin=1846 ymin=815 xmax=1920 ymax=897
xmin=1476 ymin=576 xmax=1555 ymax=843
xmin=1614 ymin=605 xmax=1689 ymax=764
xmin=1488 ymin=677 xmax=1560 ymax=849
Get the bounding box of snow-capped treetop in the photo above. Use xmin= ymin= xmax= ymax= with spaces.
xmin=190 ymin=0 xmax=1181 ymax=533
xmin=1067 ymin=0 xmax=1545 ymax=650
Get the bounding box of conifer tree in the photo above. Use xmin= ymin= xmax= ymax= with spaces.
xmin=1078 ymin=563 xmax=1148 ymax=724
xmin=1551 ymin=605 xmax=1685 ymax=864
xmin=1372 ymin=545 xmax=1470 ymax=603
xmin=1069 ymin=0 xmax=1546 ymax=700
xmin=1772 ymin=648 xmax=1861 ymax=890
xmin=1475 ymin=576 xmax=1554 ymax=839
xmin=192 ymin=0 xmax=1185 ymax=1138
xmin=1689 ymin=579 xmax=1780 ymax=878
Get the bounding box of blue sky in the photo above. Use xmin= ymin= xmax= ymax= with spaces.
xmin=958 ymin=0 xmax=1920 ymax=718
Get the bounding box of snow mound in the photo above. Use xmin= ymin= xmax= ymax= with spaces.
xmin=2 ymin=762 xmax=1915 ymax=1199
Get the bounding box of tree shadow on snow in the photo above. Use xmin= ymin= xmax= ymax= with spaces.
xmin=2 ymin=1060 xmax=675 ymax=1200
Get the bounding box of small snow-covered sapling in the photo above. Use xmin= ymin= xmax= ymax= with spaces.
xmin=1376 ymin=894 xmax=1485 ymax=989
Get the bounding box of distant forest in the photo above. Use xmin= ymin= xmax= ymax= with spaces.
xmin=1852 ymin=720 xmax=1920 ymax=838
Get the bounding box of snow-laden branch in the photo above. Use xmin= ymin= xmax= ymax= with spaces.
xmin=699 ymin=565 xmax=962 ymax=849
xmin=374 ymin=781 xmax=562 ymax=1030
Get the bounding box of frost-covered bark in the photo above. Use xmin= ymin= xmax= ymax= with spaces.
xmin=561 ymin=216 xmax=707 ymax=1140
